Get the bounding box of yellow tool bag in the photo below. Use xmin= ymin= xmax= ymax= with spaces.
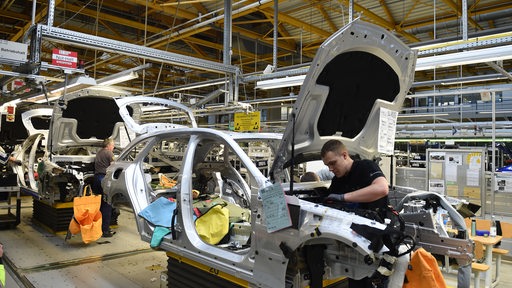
xmin=195 ymin=203 xmax=230 ymax=245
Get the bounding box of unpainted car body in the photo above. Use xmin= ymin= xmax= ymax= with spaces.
xmin=11 ymin=87 xmax=196 ymax=204
xmin=102 ymin=20 xmax=450 ymax=288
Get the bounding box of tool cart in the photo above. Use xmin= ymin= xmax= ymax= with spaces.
xmin=0 ymin=172 xmax=21 ymax=229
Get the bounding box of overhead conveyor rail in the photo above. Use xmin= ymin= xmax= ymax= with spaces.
xmin=37 ymin=24 xmax=238 ymax=75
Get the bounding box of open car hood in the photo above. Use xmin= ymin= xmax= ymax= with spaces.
xmin=115 ymin=96 xmax=197 ymax=134
xmin=49 ymin=86 xmax=132 ymax=152
xmin=21 ymin=108 xmax=52 ymax=146
xmin=272 ymin=20 xmax=417 ymax=179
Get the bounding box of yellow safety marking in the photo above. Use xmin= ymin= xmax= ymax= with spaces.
xmin=167 ymin=251 xmax=249 ymax=287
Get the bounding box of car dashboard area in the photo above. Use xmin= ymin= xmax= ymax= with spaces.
xmin=283 ymin=181 xmax=331 ymax=204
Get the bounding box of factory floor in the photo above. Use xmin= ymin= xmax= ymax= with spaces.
xmin=1 ymin=196 xmax=168 ymax=288
xmin=442 ymin=260 xmax=512 ymax=288
xmin=2 ymin=195 xmax=512 ymax=288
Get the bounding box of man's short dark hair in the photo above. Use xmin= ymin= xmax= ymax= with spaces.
xmin=300 ymin=171 xmax=320 ymax=182
xmin=320 ymin=139 xmax=346 ymax=158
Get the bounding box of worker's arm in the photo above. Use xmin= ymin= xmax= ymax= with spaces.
xmin=343 ymin=176 xmax=389 ymax=203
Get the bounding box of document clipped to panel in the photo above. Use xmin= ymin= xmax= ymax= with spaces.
xmin=260 ymin=183 xmax=292 ymax=233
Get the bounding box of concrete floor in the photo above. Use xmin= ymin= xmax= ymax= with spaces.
xmin=442 ymin=259 xmax=512 ymax=288
xmin=2 ymin=195 xmax=512 ymax=288
xmin=1 ymin=196 xmax=168 ymax=288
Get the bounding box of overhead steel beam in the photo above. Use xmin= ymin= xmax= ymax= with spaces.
xmin=38 ymin=24 xmax=237 ymax=74
xmin=486 ymin=61 xmax=512 ymax=81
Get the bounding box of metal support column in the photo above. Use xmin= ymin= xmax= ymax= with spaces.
xmin=349 ymin=0 xmax=354 ymax=22
xmin=491 ymin=91 xmax=496 ymax=216
xmin=273 ymin=0 xmax=278 ymax=71
xmin=462 ymin=0 xmax=468 ymax=41
xmin=47 ymin=0 xmax=55 ymax=27
xmin=224 ymin=0 xmax=234 ymax=103
xmin=27 ymin=24 xmax=43 ymax=75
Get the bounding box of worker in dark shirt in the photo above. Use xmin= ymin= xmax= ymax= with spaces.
xmin=92 ymin=138 xmax=116 ymax=238
xmin=321 ymin=139 xmax=389 ymax=288
xmin=322 ymin=140 xmax=388 ymax=211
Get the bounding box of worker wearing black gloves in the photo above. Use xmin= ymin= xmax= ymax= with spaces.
xmin=321 ymin=139 xmax=390 ymax=288
xmin=322 ymin=139 xmax=389 ymax=212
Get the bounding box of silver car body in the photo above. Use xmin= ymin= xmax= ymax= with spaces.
xmin=12 ymin=87 xmax=197 ymax=203
xmin=21 ymin=108 xmax=53 ymax=143
xmin=102 ymin=20 xmax=444 ymax=287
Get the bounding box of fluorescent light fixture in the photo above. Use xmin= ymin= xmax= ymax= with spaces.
xmin=244 ymin=95 xmax=298 ymax=104
xmin=416 ymin=44 xmax=512 ymax=71
xmin=255 ymin=75 xmax=306 ymax=90
xmin=26 ymin=75 xmax=97 ymax=103
xmin=398 ymin=113 xmax=449 ymax=118
xmin=395 ymin=138 xmax=512 ymax=143
xmin=97 ymin=71 xmax=138 ymax=86
xmin=152 ymin=79 xmax=227 ymax=95
xmin=412 ymin=31 xmax=512 ymax=53
xmin=479 ymin=110 xmax=512 ymax=114
xmin=439 ymin=74 xmax=508 ymax=86
xmin=408 ymin=84 xmax=512 ymax=98
xmin=175 ymin=80 xmax=225 ymax=91
xmin=401 ymin=104 xmax=472 ymax=112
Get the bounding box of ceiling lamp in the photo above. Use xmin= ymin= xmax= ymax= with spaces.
xmin=97 ymin=71 xmax=139 ymax=86
xmin=26 ymin=75 xmax=97 ymax=103
xmin=416 ymin=45 xmax=512 ymax=71
xmin=255 ymin=75 xmax=306 ymax=90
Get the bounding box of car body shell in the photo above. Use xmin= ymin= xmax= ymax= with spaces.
xmin=102 ymin=20 xmax=424 ymax=287
xmin=11 ymin=87 xmax=197 ymax=203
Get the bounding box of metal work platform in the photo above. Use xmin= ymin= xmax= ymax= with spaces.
xmin=0 ymin=185 xmax=21 ymax=229
xmin=32 ymin=197 xmax=74 ymax=233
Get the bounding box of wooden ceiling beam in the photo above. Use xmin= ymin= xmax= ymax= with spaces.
xmin=440 ymin=0 xmax=483 ymax=30
xmin=57 ymin=3 xmax=162 ymax=34
xmin=0 ymin=8 xmax=31 ymax=21
xmin=98 ymin=20 xmax=125 ymax=39
xmin=401 ymin=3 xmax=512 ymax=34
xmin=183 ymin=36 xmax=251 ymax=58
xmin=183 ymin=40 xmax=209 ymax=58
xmin=379 ymin=0 xmax=395 ymax=24
xmin=259 ymin=8 xmax=332 ymax=38
xmin=127 ymin=0 xmax=197 ymax=19
xmin=337 ymin=0 xmax=421 ymax=42
xmin=9 ymin=0 xmax=64 ymax=42
xmin=315 ymin=4 xmax=338 ymax=34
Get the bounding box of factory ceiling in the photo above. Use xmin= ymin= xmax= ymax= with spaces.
xmin=1 ymin=0 xmax=512 ymax=130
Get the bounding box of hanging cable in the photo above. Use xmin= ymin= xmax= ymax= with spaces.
xmin=152 ymin=3 xmax=181 ymax=96
xmin=58 ymin=0 xmax=95 ymax=28
xmin=41 ymin=83 xmax=50 ymax=105
xmin=142 ymin=0 xmax=149 ymax=96
xmin=93 ymin=0 xmax=104 ymax=79
xmin=236 ymin=33 xmax=248 ymax=101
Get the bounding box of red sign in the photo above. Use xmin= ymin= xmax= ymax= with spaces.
xmin=6 ymin=105 xmax=15 ymax=122
xmin=12 ymin=78 xmax=30 ymax=92
xmin=52 ymin=48 xmax=78 ymax=68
